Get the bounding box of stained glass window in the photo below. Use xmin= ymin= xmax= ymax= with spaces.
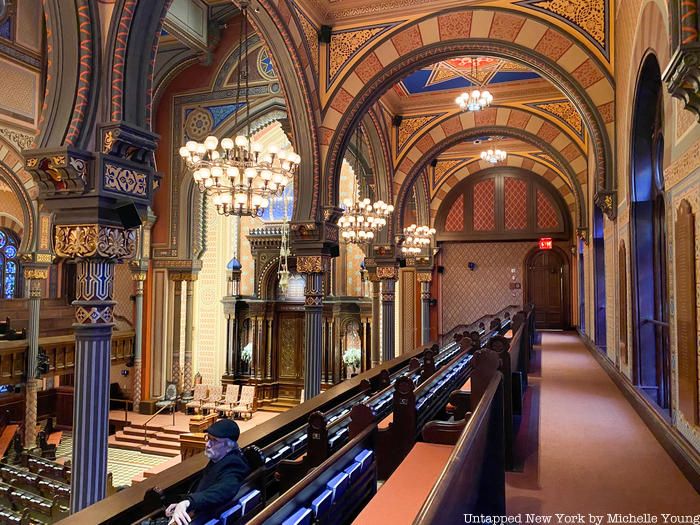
xmin=0 ymin=229 xmax=19 ymax=298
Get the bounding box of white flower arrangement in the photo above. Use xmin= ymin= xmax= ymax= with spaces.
xmin=241 ymin=342 xmax=253 ymax=363
xmin=342 ymin=347 xmax=361 ymax=368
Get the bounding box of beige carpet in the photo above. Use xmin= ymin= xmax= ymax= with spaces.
xmin=507 ymin=332 xmax=700 ymax=514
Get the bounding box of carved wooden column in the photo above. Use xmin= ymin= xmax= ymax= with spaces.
xmin=377 ymin=266 xmax=398 ymax=362
xmin=170 ymin=274 xmax=184 ymax=388
xmin=182 ymin=274 xmax=197 ymax=394
xmin=54 ymin=225 xmax=137 ymax=513
xmin=23 ymin=266 xmax=49 ymax=449
xmin=298 ymin=255 xmax=327 ymax=399
xmin=417 ymin=272 xmax=432 ymax=345
xmin=130 ymin=270 xmax=146 ymax=412
xmin=370 ymin=273 xmax=381 ymax=367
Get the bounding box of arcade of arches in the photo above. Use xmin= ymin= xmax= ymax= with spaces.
xmin=0 ymin=0 xmax=698 ymax=519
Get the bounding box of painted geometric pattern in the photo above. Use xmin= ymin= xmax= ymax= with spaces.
xmin=529 ymin=100 xmax=584 ymax=139
xmin=296 ymin=7 xmax=319 ymax=75
xmin=328 ymin=24 xmax=395 ymax=83
xmin=504 ymin=178 xmax=528 ymax=230
xmin=472 ymin=179 xmax=496 ymax=231
xmin=445 ymin=195 xmax=464 ymax=232
xmin=516 ymin=0 xmax=609 ymax=58
xmin=398 ymin=115 xmax=440 ymax=151
xmin=537 ymin=188 xmax=560 ymax=228
xmin=433 ymin=159 xmax=463 ymax=188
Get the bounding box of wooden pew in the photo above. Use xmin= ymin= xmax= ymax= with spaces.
xmin=352 ymin=349 xmax=505 ymax=524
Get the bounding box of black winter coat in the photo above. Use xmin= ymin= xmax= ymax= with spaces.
xmin=185 ymin=448 xmax=250 ymax=512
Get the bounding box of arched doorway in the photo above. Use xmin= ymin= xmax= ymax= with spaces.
xmin=526 ymin=247 xmax=569 ymax=329
xmin=630 ymin=54 xmax=670 ymax=412
xmin=593 ymin=207 xmax=607 ymax=352
xmin=0 ymin=228 xmax=21 ymax=298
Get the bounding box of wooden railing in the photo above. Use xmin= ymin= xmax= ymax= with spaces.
xmin=0 ymin=331 xmax=135 ymax=383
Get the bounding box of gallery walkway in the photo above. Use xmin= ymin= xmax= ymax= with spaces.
xmin=507 ymin=332 xmax=700 ymax=514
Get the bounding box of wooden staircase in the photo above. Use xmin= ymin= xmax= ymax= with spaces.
xmin=108 ymin=423 xmax=183 ymax=457
xmin=262 ymin=397 xmax=300 ymax=413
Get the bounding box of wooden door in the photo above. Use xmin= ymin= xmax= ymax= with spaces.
xmin=527 ymin=250 xmax=566 ymax=329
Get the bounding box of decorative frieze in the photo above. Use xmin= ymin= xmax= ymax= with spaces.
xmin=103 ymin=164 xmax=148 ymax=197
xmin=54 ymin=224 xmax=137 ymax=259
xmin=416 ymin=272 xmax=432 ymax=283
xmin=23 ymin=268 xmax=48 ymax=280
xmin=376 ymin=265 xmax=398 ymax=280
xmin=297 ymin=255 xmax=327 ymax=274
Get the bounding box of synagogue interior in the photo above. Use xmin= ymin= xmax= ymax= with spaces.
xmin=0 ymin=0 xmax=698 ymax=523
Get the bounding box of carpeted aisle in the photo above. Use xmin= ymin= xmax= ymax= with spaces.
xmin=507 ymin=331 xmax=700 ymax=515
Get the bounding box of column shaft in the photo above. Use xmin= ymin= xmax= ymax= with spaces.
xmin=183 ymin=278 xmax=195 ymax=393
xmin=304 ymin=272 xmax=323 ymax=399
xmin=132 ymin=276 xmax=145 ymax=412
xmin=70 ymin=259 xmax=115 ymax=512
xmin=421 ymin=281 xmax=431 ymax=345
xmin=381 ymin=279 xmax=396 ymax=362
xmin=371 ymin=280 xmax=380 ymax=367
xmin=171 ymin=278 xmax=182 ymax=388
xmin=24 ymin=273 xmax=44 ymax=449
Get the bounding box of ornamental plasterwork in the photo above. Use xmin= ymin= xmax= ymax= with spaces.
xmin=433 ymin=159 xmax=463 ymax=187
xmin=295 ymin=8 xmax=319 ymax=75
xmin=328 ymin=24 xmax=394 ymax=82
xmin=397 ymin=115 xmax=440 ymax=151
xmin=297 ymin=255 xmax=327 ymax=273
xmin=516 ymin=0 xmax=608 ymax=58
xmin=54 ymin=224 xmax=137 ymax=259
xmin=664 ymin=139 xmax=700 ymax=190
xmin=104 ymin=164 xmax=147 ymax=197
xmin=416 ymin=271 xmax=432 ymax=282
xmin=0 ymin=127 xmax=34 ymax=151
xmin=23 ymin=268 xmax=48 ymax=280
xmin=376 ymin=265 xmax=398 ymax=280
xmin=529 ymin=100 xmax=584 ymax=139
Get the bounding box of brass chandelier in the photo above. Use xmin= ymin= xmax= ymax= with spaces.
xmin=338 ymin=128 xmax=393 ymax=244
xmin=179 ymin=1 xmax=300 ymax=216
xmin=480 ymin=148 xmax=507 ymax=164
xmin=455 ymin=58 xmax=493 ymax=112
xmin=401 ymin=224 xmax=435 ymax=255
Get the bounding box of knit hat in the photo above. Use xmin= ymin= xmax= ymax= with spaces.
xmin=207 ymin=418 xmax=240 ymax=441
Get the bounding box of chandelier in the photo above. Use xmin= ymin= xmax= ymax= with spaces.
xmin=278 ymin=194 xmax=291 ymax=295
xmin=338 ymin=128 xmax=393 ymax=244
xmin=455 ymin=58 xmax=493 ymax=112
xmin=480 ymin=148 xmax=507 ymax=164
xmin=178 ymin=1 xmax=300 ymax=217
xmin=401 ymin=224 xmax=436 ymax=255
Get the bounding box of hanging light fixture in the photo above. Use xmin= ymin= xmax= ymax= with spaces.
xmin=455 ymin=57 xmax=493 ymax=112
xmin=277 ymin=193 xmax=291 ymax=295
xmin=179 ymin=1 xmax=300 ymax=217
xmin=401 ymin=224 xmax=436 ymax=255
xmin=480 ymin=148 xmax=507 ymax=164
xmin=338 ymin=128 xmax=393 ymax=244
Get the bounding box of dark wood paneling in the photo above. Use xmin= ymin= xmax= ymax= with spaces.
xmin=675 ymin=200 xmax=698 ymax=426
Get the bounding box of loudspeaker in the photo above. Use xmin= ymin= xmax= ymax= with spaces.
xmin=115 ymin=201 xmax=142 ymax=229
xmin=430 ymin=159 xmax=438 ymax=167
xmin=399 ymin=258 xmax=407 ymax=268
xmin=319 ymin=25 xmax=332 ymax=43
xmin=392 ymin=115 xmax=403 ymax=127
xmin=329 ymin=245 xmax=340 ymax=258
xmin=437 ymin=265 xmax=445 ymax=274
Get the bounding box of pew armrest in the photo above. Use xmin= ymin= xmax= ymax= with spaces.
xmin=447 ymin=391 xmax=471 ymax=420
xmin=421 ymin=417 xmax=469 ymax=446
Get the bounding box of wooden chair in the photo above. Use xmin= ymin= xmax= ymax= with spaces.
xmin=186 ymin=384 xmax=208 ymax=414
xmin=216 ymin=385 xmax=241 ymax=417
xmin=231 ymin=385 xmax=255 ymax=420
xmin=201 ymin=385 xmax=224 ymax=413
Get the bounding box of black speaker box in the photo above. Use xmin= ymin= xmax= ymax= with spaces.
xmin=392 ymin=115 xmax=403 ymax=127
xmin=329 ymin=245 xmax=340 ymax=258
xmin=399 ymin=259 xmax=407 ymax=268
xmin=319 ymin=25 xmax=332 ymax=43
xmin=115 ymin=201 xmax=142 ymax=229
xmin=437 ymin=265 xmax=445 ymax=274
xmin=430 ymin=159 xmax=438 ymax=167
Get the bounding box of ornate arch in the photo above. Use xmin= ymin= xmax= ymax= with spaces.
xmin=320 ymin=8 xmax=615 ymax=218
xmin=248 ymin=1 xmax=321 ymax=223
xmin=0 ymin=159 xmax=36 ymax=254
xmin=394 ymin=125 xmax=587 ymax=237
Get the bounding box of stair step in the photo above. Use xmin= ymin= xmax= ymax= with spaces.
xmin=146 ymin=438 xmax=180 ymax=451
xmin=122 ymin=428 xmax=160 ymax=438
xmin=113 ymin=432 xmax=148 ymax=445
xmin=140 ymin=445 xmax=180 ymax=457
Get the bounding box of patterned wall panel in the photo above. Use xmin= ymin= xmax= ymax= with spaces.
xmin=445 ymin=195 xmax=464 ymax=232
xmin=0 ymin=189 xmax=24 ymax=225
xmin=441 ymin=242 xmax=530 ymax=333
xmin=0 ymin=58 xmax=38 ymax=125
xmin=400 ymin=268 xmax=415 ymax=355
xmin=113 ymin=263 xmax=134 ymax=327
xmin=504 ymin=178 xmax=528 ymax=230
xmin=537 ymin=188 xmax=560 ymax=228
xmin=472 ymin=179 xmax=496 ymax=231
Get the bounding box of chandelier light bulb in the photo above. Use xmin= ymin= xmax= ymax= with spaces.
xmin=480 ymin=148 xmax=507 ymax=164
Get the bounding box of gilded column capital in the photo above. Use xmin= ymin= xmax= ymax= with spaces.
xmin=170 ymin=272 xmax=198 ymax=282
xmin=416 ymin=272 xmax=433 ymax=283
xmin=297 ymin=255 xmax=329 ymax=274
xmin=376 ymin=265 xmax=398 ymax=280
xmin=131 ymin=272 xmax=147 ymax=281
xmin=23 ymin=268 xmax=49 ymax=280
xmin=54 ymin=224 xmax=137 ymax=260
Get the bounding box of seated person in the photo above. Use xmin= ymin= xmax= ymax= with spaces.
xmin=166 ymin=419 xmax=250 ymax=525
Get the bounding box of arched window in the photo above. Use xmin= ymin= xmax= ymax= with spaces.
xmin=0 ymin=228 xmax=20 ymax=298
